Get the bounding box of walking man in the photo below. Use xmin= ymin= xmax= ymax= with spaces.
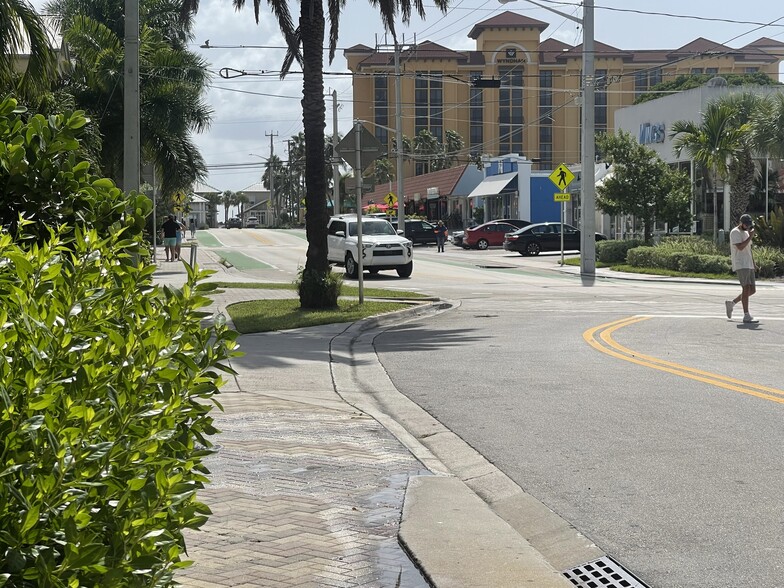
xmin=434 ymin=220 xmax=448 ymax=253
xmin=725 ymin=213 xmax=758 ymax=323
xmin=160 ymin=214 xmax=179 ymax=262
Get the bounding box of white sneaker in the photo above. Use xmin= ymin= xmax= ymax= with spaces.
xmin=743 ymin=314 xmax=759 ymax=324
xmin=725 ymin=300 xmax=734 ymax=319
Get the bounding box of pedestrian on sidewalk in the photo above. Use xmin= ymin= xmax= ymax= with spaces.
xmin=160 ymin=214 xmax=179 ymax=262
xmin=175 ymin=218 xmax=186 ymax=260
xmin=434 ymin=220 xmax=448 ymax=252
xmin=726 ymin=213 xmax=758 ymax=323
xmin=189 ymin=218 xmax=196 ymax=239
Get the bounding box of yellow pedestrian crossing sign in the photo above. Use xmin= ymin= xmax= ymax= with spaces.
xmin=549 ymin=164 xmax=575 ymax=190
xmin=384 ymin=192 xmax=397 ymax=207
xmin=173 ymin=190 xmax=187 ymax=205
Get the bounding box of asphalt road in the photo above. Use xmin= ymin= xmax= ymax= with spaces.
xmin=199 ymin=228 xmax=784 ymax=588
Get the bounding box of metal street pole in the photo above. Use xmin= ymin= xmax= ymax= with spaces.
xmin=123 ymin=0 xmax=140 ymax=193
xmin=498 ymin=0 xmax=595 ymax=276
xmin=354 ymin=120 xmax=365 ymax=303
xmin=395 ymin=43 xmax=405 ymax=229
xmin=332 ymin=90 xmax=341 ymax=214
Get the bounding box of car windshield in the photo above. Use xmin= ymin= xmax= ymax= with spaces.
xmin=348 ymin=220 xmax=396 ymax=236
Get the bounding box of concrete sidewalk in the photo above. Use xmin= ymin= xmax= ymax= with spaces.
xmin=154 ymin=244 xmax=580 ymax=587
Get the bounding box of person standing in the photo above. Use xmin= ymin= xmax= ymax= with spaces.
xmin=160 ymin=214 xmax=179 ymax=262
xmin=725 ymin=213 xmax=758 ymax=323
xmin=174 ymin=218 xmax=186 ymax=260
xmin=434 ymin=220 xmax=448 ymax=253
xmin=189 ymin=218 xmax=196 ymax=239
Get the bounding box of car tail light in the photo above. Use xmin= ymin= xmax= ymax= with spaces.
xmin=506 ymin=235 xmax=518 ymax=241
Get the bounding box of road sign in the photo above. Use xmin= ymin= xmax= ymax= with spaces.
xmin=549 ymin=164 xmax=575 ymax=191
xmin=335 ymin=124 xmax=385 ymax=171
xmin=554 ymin=193 xmax=571 ymax=202
xmin=384 ymin=192 xmax=398 ymax=207
xmin=173 ymin=190 xmax=187 ymax=205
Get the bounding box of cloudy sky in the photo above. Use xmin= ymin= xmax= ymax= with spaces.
xmin=38 ymin=1 xmax=784 ymax=193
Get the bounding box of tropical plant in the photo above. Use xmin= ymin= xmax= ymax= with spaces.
xmin=0 ymin=95 xmax=149 ymax=243
xmin=754 ymin=206 xmax=784 ymax=249
xmin=443 ymin=129 xmax=465 ymax=167
xmin=221 ymin=189 xmax=237 ymax=221
xmin=670 ymin=100 xmax=750 ymax=241
xmin=181 ymin=0 xmax=450 ymax=308
xmin=596 ymin=130 xmax=692 ymax=243
xmin=0 ymin=226 xmax=238 ymax=585
xmin=754 ymin=92 xmax=784 ymax=161
xmin=0 ymin=0 xmax=57 ymax=98
xmin=634 ymin=72 xmax=779 ymax=105
xmin=54 ymin=9 xmax=211 ymax=197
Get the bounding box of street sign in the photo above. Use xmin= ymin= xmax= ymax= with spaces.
xmin=173 ymin=190 xmax=187 ymax=205
xmin=549 ymin=164 xmax=575 ymax=191
xmin=384 ymin=192 xmax=398 ymax=207
xmin=335 ymin=124 xmax=385 ymax=171
xmin=554 ymin=193 xmax=571 ymax=202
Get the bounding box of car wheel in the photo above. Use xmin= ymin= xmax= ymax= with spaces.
xmin=525 ymin=242 xmax=541 ymax=256
xmin=345 ymin=253 xmax=359 ymax=279
xmin=396 ymin=262 xmax=413 ymax=278
xmin=477 ymin=239 xmax=489 ymax=250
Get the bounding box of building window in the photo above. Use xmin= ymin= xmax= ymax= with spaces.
xmin=634 ymin=68 xmax=662 ymax=98
xmin=706 ymin=67 xmax=718 ymax=75
xmin=374 ymin=75 xmax=388 ymax=147
xmin=469 ymin=70 xmax=483 ymax=154
xmin=538 ymin=69 xmax=553 ymax=169
xmin=415 ymin=71 xmax=443 ymax=142
xmin=690 ymin=68 xmax=704 ymax=75
xmin=745 ymin=67 xmax=758 ymax=73
xmin=499 ymin=66 xmax=524 ymax=155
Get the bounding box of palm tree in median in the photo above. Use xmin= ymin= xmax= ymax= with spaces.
xmin=181 ymin=0 xmax=449 ymax=308
xmin=670 ymin=100 xmax=750 ymax=241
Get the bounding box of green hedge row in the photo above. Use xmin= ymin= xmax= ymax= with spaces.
xmin=596 ymin=239 xmax=644 ymax=263
xmin=0 ymin=226 xmax=239 ymax=586
xmin=626 ymin=246 xmax=732 ymax=275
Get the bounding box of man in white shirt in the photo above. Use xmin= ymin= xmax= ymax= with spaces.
xmin=725 ymin=214 xmax=758 ymax=323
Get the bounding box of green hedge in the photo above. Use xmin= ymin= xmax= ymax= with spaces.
xmin=0 ymin=226 xmax=239 ymax=586
xmin=596 ymin=239 xmax=644 ymax=263
xmin=627 ymin=246 xmax=732 ymax=275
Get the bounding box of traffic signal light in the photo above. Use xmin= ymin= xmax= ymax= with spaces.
xmin=471 ymin=77 xmax=501 ymax=88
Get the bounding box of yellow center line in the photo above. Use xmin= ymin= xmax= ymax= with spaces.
xmin=584 ymin=316 xmax=784 ymax=405
xmin=247 ymin=231 xmax=276 ymax=245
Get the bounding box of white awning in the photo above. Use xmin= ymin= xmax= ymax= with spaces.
xmin=467 ymin=172 xmax=517 ymax=199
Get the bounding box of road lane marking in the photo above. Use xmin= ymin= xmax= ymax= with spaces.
xmin=584 ymin=316 xmax=784 ymax=405
xmin=247 ymin=231 xmax=277 ymax=245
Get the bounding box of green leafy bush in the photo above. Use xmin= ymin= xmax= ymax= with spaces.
xmin=754 ymin=207 xmax=784 ymax=249
xmin=596 ymin=239 xmax=644 ymax=263
xmin=677 ymin=254 xmax=732 ymax=275
xmin=753 ymin=246 xmax=784 ymax=278
xmin=626 ymin=246 xmax=657 ymax=268
xmin=0 ymin=224 xmax=239 ymax=586
xmin=297 ymin=267 xmax=342 ymax=308
xmin=0 ymin=95 xmax=149 ymax=243
xmin=657 ymin=236 xmax=724 ymax=255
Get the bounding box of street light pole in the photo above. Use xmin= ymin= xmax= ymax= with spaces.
xmin=498 ymin=0 xmax=595 ymax=276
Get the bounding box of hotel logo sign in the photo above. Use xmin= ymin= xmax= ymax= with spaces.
xmin=639 ymin=122 xmax=666 ymax=145
xmin=497 ymin=47 xmax=526 ymax=64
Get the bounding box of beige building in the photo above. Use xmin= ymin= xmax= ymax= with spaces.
xmin=344 ymin=12 xmax=783 ymax=175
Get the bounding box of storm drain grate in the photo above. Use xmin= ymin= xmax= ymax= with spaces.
xmin=563 ymin=556 xmax=650 ymax=588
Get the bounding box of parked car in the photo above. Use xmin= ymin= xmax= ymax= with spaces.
xmin=327 ymin=215 xmax=414 ymax=278
xmin=226 ymin=217 xmax=243 ymax=229
xmin=245 ymin=216 xmax=259 ymax=228
xmin=503 ymin=222 xmax=608 ymax=255
xmin=390 ymin=219 xmax=438 ymax=245
xmin=463 ymin=220 xmax=529 ymax=250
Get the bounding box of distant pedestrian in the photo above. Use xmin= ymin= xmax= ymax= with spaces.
xmin=174 ymin=218 xmax=186 ymax=260
xmin=434 ymin=220 xmax=448 ymax=252
xmin=189 ymin=218 xmax=196 ymax=239
xmin=160 ymin=214 xmax=179 ymax=262
xmin=725 ymin=213 xmax=758 ymax=323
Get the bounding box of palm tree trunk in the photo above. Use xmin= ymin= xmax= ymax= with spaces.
xmin=712 ymin=165 xmax=718 ymax=242
xmin=299 ymin=0 xmax=331 ymax=306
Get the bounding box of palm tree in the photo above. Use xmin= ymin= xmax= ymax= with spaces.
xmin=0 ymin=0 xmax=57 ymax=98
xmin=221 ymin=190 xmax=237 ymax=222
xmin=203 ymin=191 xmax=223 ymax=227
xmin=754 ymin=92 xmax=784 ymax=161
xmin=670 ymin=100 xmax=750 ymax=241
xmin=181 ymin=0 xmax=449 ymax=308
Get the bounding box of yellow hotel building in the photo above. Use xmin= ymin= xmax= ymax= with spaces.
xmin=344 ymin=11 xmax=783 ymax=174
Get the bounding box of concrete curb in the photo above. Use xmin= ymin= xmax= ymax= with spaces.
xmin=330 ymin=301 xmax=604 ymax=585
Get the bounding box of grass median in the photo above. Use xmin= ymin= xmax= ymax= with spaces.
xmin=209 ymin=281 xmax=428 ymax=333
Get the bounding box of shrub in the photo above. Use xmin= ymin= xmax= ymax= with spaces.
xmin=297 ymin=267 xmax=342 ymax=308
xmin=0 ymin=224 xmax=239 ymax=585
xmin=596 ymin=239 xmax=644 ymax=263
xmin=753 ymin=246 xmax=784 ymax=278
xmin=626 ymin=246 xmax=658 ymax=268
xmin=677 ymin=254 xmax=732 ymax=275
xmin=754 ymin=208 xmax=784 ymax=249
xmin=657 ymin=235 xmax=722 ymax=255
xmin=0 ymin=96 xmax=149 ymax=244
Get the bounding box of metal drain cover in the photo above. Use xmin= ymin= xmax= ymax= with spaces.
xmin=563 ymin=556 xmax=650 ymax=588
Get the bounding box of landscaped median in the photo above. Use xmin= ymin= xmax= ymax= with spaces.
xmin=206 ymin=281 xmax=432 ymax=333
xmin=563 ymin=236 xmax=784 ymax=280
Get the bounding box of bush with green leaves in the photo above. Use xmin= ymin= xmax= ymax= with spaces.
xmin=0 ymin=95 xmax=149 ymax=243
xmin=677 ymin=254 xmax=732 ymax=275
xmin=596 ymin=239 xmax=644 ymax=263
xmin=297 ymin=266 xmax=342 ymax=308
xmin=0 ymin=222 xmax=239 ymax=586
xmin=754 ymin=207 xmax=784 ymax=249
xmin=752 ymin=246 xmax=784 ymax=278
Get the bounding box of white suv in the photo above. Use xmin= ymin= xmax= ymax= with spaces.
xmin=327 ymin=215 xmax=413 ymax=278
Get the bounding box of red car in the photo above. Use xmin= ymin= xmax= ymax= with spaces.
xmin=463 ymin=220 xmax=529 ymax=250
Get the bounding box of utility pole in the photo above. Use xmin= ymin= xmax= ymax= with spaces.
xmin=332 ymin=90 xmax=341 ymax=215
xmin=394 ymin=42 xmax=405 ymax=229
xmin=266 ymin=131 xmax=278 ymax=226
xmin=123 ymin=0 xmax=140 ymax=193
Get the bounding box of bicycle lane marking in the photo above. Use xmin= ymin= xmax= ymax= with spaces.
xmin=583 ymin=316 xmax=784 ymax=405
